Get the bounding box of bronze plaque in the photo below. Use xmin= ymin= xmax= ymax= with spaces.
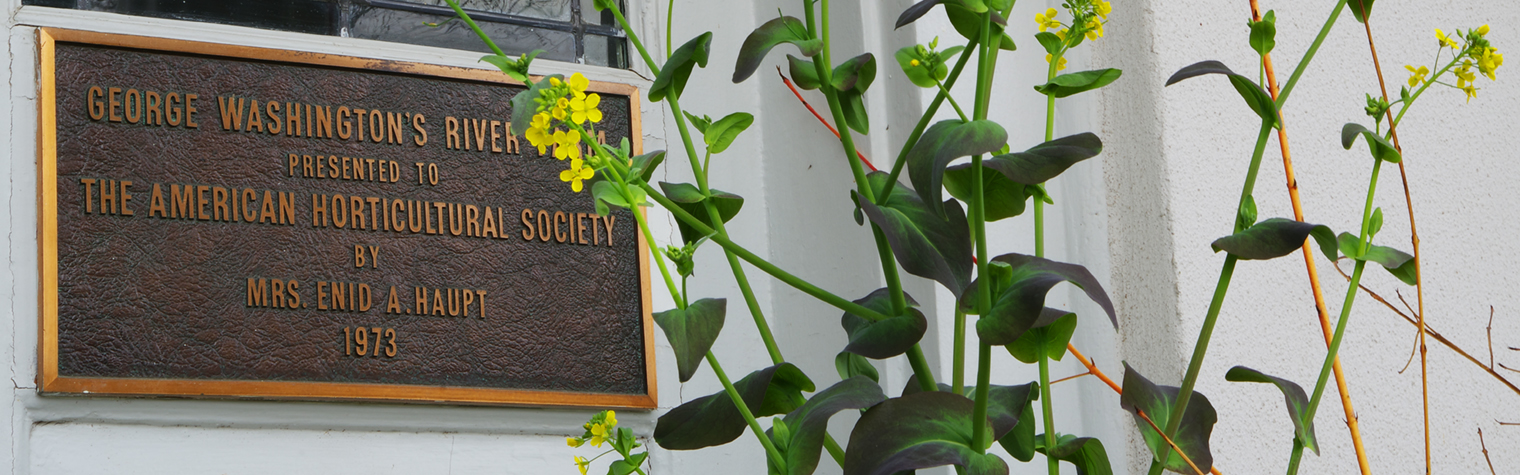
xmin=38 ymin=29 xmax=655 ymax=408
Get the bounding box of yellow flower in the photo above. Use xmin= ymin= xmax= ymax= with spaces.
xmin=568 ymin=72 xmax=591 ymax=94
xmin=1476 ymin=24 xmax=1491 ymax=37
xmin=1056 ymin=28 xmax=1069 ymax=43
xmin=573 ymin=456 xmax=590 ymax=475
xmin=1035 ymin=8 xmax=1061 ymax=32
xmin=571 ymin=93 xmax=604 ymax=124
xmin=553 ymin=129 xmax=582 ymax=160
xmin=1095 ymin=0 xmax=1112 ymax=18
xmin=589 ymin=422 xmax=610 ymax=447
xmin=1456 ymin=60 xmax=1476 ymax=88
xmin=1405 ymin=65 xmax=1429 ymax=87
xmin=1045 ymin=54 xmax=1068 ymax=71
xmin=550 ymin=77 xmax=563 ymax=87
xmin=560 ymin=159 xmax=595 ymax=192
xmin=1085 ymin=19 xmax=1105 ymax=40
xmin=526 ymin=113 xmax=554 ymax=154
xmin=1476 ymin=47 xmax=1503 ymax=80
xmin=605 ymin=411 xmax=618 ymax=428
xmin=1436 ymin=28 xmax=1460 ymax=49
xmin=566 ymin=437 xmax=584 ymax=448
xmin=1463 ymin=84 xmax=1478 ymax=102
xmin=552 ymin=97 xmax=571 ymax=121
xmin=910 ymin=59 xmax=921 ymax=67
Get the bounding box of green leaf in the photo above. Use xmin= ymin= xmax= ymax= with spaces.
xmin=858 ymin=172 xmax=974 ymax=298
xmin=1035 ymin=434 xmax=1113 ymax=475
xmin=480 ymin=49 xmax=541 ymax=83
xmin=592 ymin=180 xmax=645 ymax=216
xmin=658 ymin=182 xmax=744 ymax=244
xmin=1249 ymin=10 xmax=1277 ymax=56
xmin=965 ymin=253 xmax=1117 ymax=346
xmin=705 ymin=112 xmax=754 ymax=154
xmin=905 ymin=120 xmax=1008 ymax=216
xmin=1211 ymin=218 xmax=1336 ymax=261
xmin=771 ymin=377 xmax=888 ymax=475
xmin=943 ymin=164 xmax=1030 ymax=222
xmin=787 ymin=55 xmax=822 ymax=90
xmin=682 ymin=111 xmax=712 ymax=134
xmin=654 ymin=363 xmax=816 ymax=450
xmin=1348 ymin=0 xmax=1375 ymax=23
xmin=1006 ymin=310 xmax=1077 ymax=364
xmin=831 ymin=53 xmax=878 ymax=93
xmin=1165 ymin=61 xmax=1280 ymax=128
xmin=1001 ymin=404 xmax=1039 ymax=462
xmin=980 ymin=133 xmax=1103 ymax=185
xmin=896 ymin=46 xmax=936 ymax=88
xmin=901 ymin=378 xmax=1039 ymax=445
xmin=651 ymin=32 xmax=713 ymax=102
xmin=1225 ymin=366 xmax=1318 ymax=455
xmin=1340 ymin=123 xmax=1402 ymax=163
xmin=1034 ymin=69 xmax=1123 ymax=98
xmin=841 ymin=288 xmax=928 ymax=359
xmin=509 ymin=74 xmax=562 ymax=136
xmin=1035 ymin=32 xmax=1064 ymax=55
xmin=945 ymin=4 xmax=1016 ymax=51
xmin=1369 ymin=207 xmax=1384 ymax=237
xmin=895 ymin=0 xmax=942 ymax=29
xmin=653 ymin=298 xmax=726 ymax=383
xmin=1237 ymin=194 xmax=1258 ymax=229
xmin=628 ymin=150 xmax=667 ymax=184
xmin=835 ymin=351 xmax=880 ymax=383
xmin=734 ymin=16 xmax=823 ymax=83
xmin=1121 ymin=364 xmax=1217 ymax=474
xmin=838 ymin=93 xmax=870 ymax=134
xmin=1336 ymin=232 xmax=1416 ymax=284
xmin=843 ymin=392 xmax=1009 ymax=475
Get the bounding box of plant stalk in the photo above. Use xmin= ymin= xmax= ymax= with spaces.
xmin=968 ymin=9 xmax=997 ymax=455
xmin=1039 ymin=354 xmax=1058 ymax=475
xmin=706 ymin=352 xmax=787 ymax=467
xmin=1247 ymin=0 xmax=1372 ymax=469
xmin=1150 ymin=122 xmax=1272 ymax=474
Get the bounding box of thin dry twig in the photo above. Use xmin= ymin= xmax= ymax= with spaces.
xmin=1050 ymin=371 xmax=1092 ymax=386
xmin=1248 ymin=0 xmax=1374 ymax=470
xmin=1333 ymin=261 xmax=1520 ymax=395
xmin=1479 ymin=428 xmax=1497 ymax=475
xmin=1501 ymin=421 xmax=1520 ymax=426
xmin=1359 ymin=9 xmax=1433 ymax=472
xmin=1491 ymin=307 xmax=1497 ymax=369
xmin=777 ymin=67 xmax=877 ymax=171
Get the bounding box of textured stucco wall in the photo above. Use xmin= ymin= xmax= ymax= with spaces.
xmin=1099 ymin=0 xmax=1520 ymax=473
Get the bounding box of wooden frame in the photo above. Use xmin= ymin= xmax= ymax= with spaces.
xmin=36 ymin=28 xmax=657 ymax=409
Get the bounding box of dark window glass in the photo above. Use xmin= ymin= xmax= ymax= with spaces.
xmin=23 ymin=0 xmax=629 ymax=69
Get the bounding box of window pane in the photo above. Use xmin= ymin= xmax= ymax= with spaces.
xmin=580 ymin=0 xmax=618 ymax=27
xmin=26 ymin=0 xmax=338 ymax=36
xmin=403 ymin=0 xmax=572 ymax=22
xmin=582 ymin=34 xmax=628 ymax=69
xmin=350 ymin=5 xmax=576 ymax=64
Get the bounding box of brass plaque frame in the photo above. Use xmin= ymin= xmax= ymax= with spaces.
xmin=37 ymin=28 xmax=656 ymax=409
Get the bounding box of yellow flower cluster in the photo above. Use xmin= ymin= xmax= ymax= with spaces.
xmin=565 ymin=410 xmax=620 ymax=474
xmin=523 ymin=73 xmax=606 ymax=192
xmin=1045 ymin=54 xmax=1069 ymax=71
xmin=1034 ymin=0 xmax=1110 ymax=44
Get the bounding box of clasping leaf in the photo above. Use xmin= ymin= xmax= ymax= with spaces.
xmin=841 ymin=288 xmax=928 ymax=359
xmin=1225 ymin=366 xmax=1318 ymax=454
xmin=734 ymin=16 xmax=822 ymax=83
xmin=1121 ymin=364 xmax=1217 ymax=473
xmin=1166 ymin=61 xmax=1280 ymax=128
xmin=653 ymin=298 xmax=726 ymax=382
xmin=1211 ymin=218 xmax=1337 ymax=261
xmin=1341 ymin=123 xmax=1402 ymax=163
xmin=655 ymin=363 xmax=815 ymax=450
xmin=651 ymin=32 xmax=713 ymax=102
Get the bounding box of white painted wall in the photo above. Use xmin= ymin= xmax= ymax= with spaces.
xmin=4 ymin=0 xmax=1518 ymax=474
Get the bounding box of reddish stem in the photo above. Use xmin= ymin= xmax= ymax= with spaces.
xmin=778 ymin=68 xmax=878 ymax=171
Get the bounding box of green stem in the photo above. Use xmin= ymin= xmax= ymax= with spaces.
xmin=970 ymin=341 xmax=993 ymax=450
xmin=933 ymin=78 xmax=969 ymax=121
xmin=1035 ymin=49 xmax=1060 ymax=258
xmin=599 ymin=149 xmax=684 ymax=309
xmin=1286 ymin=159 xmax=1384 ymax=474
xmin=968 ymin=10 xmax=997 ymax=455
xmin=953 ymin=307 xmax=967 ymax=394
xmin=1151 ymin=122 xmax=1273 ymax=473
xmin=1039 ymin=355 xmax=1058 ymax=475
xmin=638 ymin=182 xmax=891 ymax=321
xmin=707 ymin=352 xmax=787 ymax=466
xmin=1391 ymin=52 xmax=1468 ymax=130
xmin=442 ymin=0 xmax=508 ymax=57
xmin=1276 ymin=0 xmax=1346 ymax=106
xmin=608 ymin=5 xmax=659 ymax=77
xmin=665 ymin=0 xmax=674 ymax=60
xmin=878 ymin=35 xmax=979 ymax=202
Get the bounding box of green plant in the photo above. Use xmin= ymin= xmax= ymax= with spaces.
xmin=439 ymin=0 xmax=1504 ymax=473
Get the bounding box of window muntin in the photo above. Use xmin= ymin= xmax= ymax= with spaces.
xmin=23 ymin=0 xmax=629 ymax=69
